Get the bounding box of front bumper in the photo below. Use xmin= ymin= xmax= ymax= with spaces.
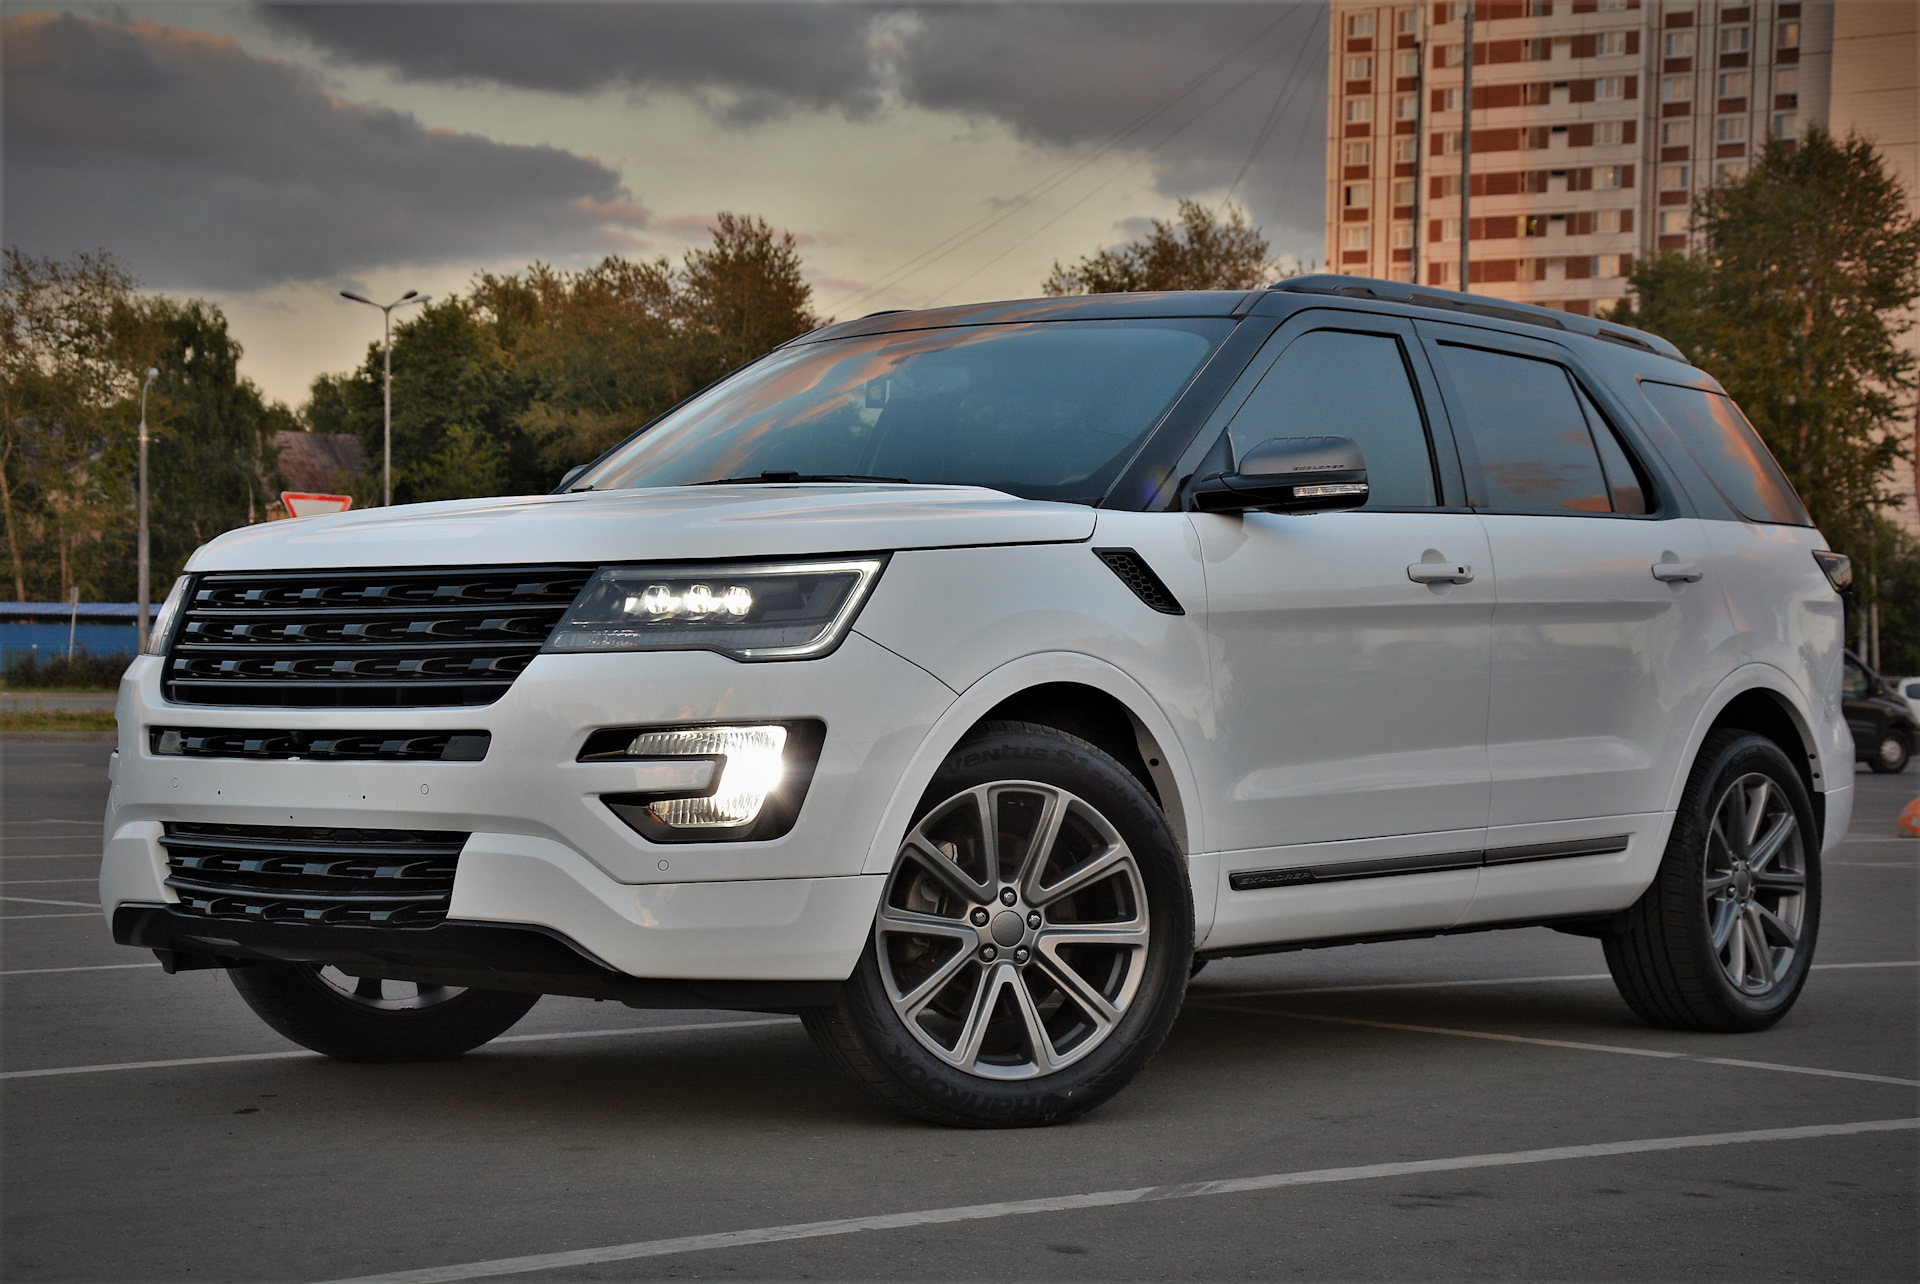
xmin=103 ymin=633 xmax=954 ymax=983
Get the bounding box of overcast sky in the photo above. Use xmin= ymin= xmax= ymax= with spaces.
xmin=5 ymin=1 xmax=1330 ymax=406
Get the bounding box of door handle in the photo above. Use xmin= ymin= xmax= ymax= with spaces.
xmin=1652 ymin=560 xmax=1703 ymax=583
xmin=1408 ymin=562 xmax=1474 ymax=585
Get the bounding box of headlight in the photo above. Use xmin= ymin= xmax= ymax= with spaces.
xmin=544 ymin=557 xmax=886 ymax=661
xmin=143 ymin=576 xmax=190 ymax=656
xmin=582 ymin=721 xmax=826 ymax=843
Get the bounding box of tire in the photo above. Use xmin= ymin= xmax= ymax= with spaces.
xmin=1604 ymin=730 xmax=1820 ymax=1032
xmin=228 ymin=963 xmax=540 ymax=1062
xmin=1868 ymin=730 xmax=1910 ymax=774
xmin=803 ymin=721 xmax=1194 ymax=1127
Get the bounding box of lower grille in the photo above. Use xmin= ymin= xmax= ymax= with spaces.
xmin=151 ymin=728 xmax=489 ymax=762
xmin=160 ymin=823 xmax=466 ymax=928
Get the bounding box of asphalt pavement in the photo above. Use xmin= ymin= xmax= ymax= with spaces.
xmin=3 ymin=734 xmax=1914 ymax=1282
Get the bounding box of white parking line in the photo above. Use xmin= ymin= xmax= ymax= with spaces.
xmin=0 ymin=1018 xmax=794 ymax=1081
xmin=0 ymin=962 xmax=161 ymax=977
xmin=0 ymin=895 xmax=98 ymax=908
xmin=1830 ymin=861 xmax=1919 ymax=868
xmin=0 ymin=912 xmax=98 ymax=921
xmin=0 ymin=877 xmax=99 ymax=885
xmin=0 ymin=853 xmax=104 ymax=861
xmin=1214 ymin=959 xmax=1917 ymax=1000
xmin=1197 ymin=1003 xmax=1920 ymax=1087
xmin=319 ymin=1117 xmax=1919 ymax=1284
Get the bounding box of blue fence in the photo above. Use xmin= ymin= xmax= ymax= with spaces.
xmin=0 ymin=604 xmax=156 ymax=665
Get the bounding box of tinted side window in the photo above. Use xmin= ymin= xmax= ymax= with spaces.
xmin=1577 ymin=386 xmax=1651 ymax=515
xmin=1229 ymin=330 xmax=1437 ymax=508
xmin=1843 ymin=658 xmax=1870 ymax=698
xmin=1639 ymin=382 xmax=1811 ymax=526
xmin=1433 ymin=344 xmax=1611 ymax=513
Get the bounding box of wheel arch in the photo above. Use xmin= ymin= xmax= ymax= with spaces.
xmin=1677 ymin=666 xmax=1828 ymax=838
xmin=860 ymin=653 xmax=1202 ymax=881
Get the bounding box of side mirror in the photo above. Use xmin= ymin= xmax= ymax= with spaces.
xmin=1187 ymin=436 xmax=1369 ymax=514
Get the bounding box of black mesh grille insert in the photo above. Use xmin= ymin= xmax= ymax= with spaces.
xmin=1092 ymin=548 xmax=1185 ymax=616
xmin=164 ymin=566 xmax=592 ymax=707
xmin=151 ymin=728 xmax=489 ymax=762
xmin=160 ymin=823 xmax=467 ymax=928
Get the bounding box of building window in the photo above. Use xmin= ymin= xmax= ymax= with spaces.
xmin=1662 ymin=76 xmax=1692 ymax=103
xmin=1596 ymin=0 xmax=1626 ymax=9
xmin=1441 ymin=217 xmax=1463 ymax=241
xmin=1435 ymin=173 xmax=1461 ymax=197
xmin=1718 ymin=26 xmax=1751 ymax=55
xmin=1441 ymin=130 xmax=1466 ymax=154
xmin=1437 ymin=44 xmax=1463 ymax=68
xmin=1596 ymin=121 xmax=1626 ymax=146
xmin=1348 ymin=56 xmax=1375 ymax=80
xmin=1392 ymin=222 xmax=1415 ymax=248
xmin=1396 ymin=94 xmax=1419 ymax=120
xmin=1431 ymin=261 xmax=1457 ymax=285
xmin=1775 ymin=67 xmax=1799 ymax=97
xmin=1396 ymin=50 xmax=1420 ymax=77
xmin=1524 ymin=215 xmax=1550 ymax=237
xmin=1596 ymin=76 xmax=1626 ymax=101
xmin=1346 ymin=98 xmax=1374 ymax=123
xmin=1715 ymin=159 xmax=1749 ymax=183
xmin=1398 ymin=9 xmax=1419 ymax=34
xmin=1596 ymin=209 xmax=1623 ymax=233
xmin=1595 ymin=165 xmax=1625 ymax=188
xmin=1439 ymin=87 xmax=1461 ymax=111
xmin=1393 ymin=179 xmax=1417 ymax=206
xmin=1343 ymin=226 xmax=1372 ymax=250
xmin=1660 ymin=210 xmax=1689 ymax=235
xmin=1347 ymin=12 xmax=1375 ymax=38
xmin=1346 ymin=141 xmax=1374 ymax=166
xmin=1596 ymin=31 xmax=1627 ymax=57
xmin=1716 ymin=116 xmax=1748 ymax=145
xmin=1660 ymin=164 xmax=1691 ymax=189
xmin=1523 ymin=82 xmax=1552 ymax=105
xmin=1345 ymin=183 xmax=1372 ymax=209
xmin=1391 ymin=266 xmax=1416 ymax=283
xmin=1394 ymin=136 xmax=1419 ymax=162
xmin=1718 ymin=71 xmax=1750 ymax=100
xmin=1522 ymin=38 xmax=1553 ymax=61
xmin=1591 ymin=254 xmax=1625 ymax=278
xmin=1525 ymin=0 xmax=1551 ymax=15
xmin=1664 ymin=31 xmax=1695 ymax=58
xmin=1662 ymin=120 xmax=1690 ymax=147
xmin=1778 ymin=21 xmax=1800 ymax=48
xmin=1773 ymin=111 xmax=1798 ymax=138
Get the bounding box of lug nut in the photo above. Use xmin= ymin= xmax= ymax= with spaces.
xmin=980 ymin=945 xmax=998 ymax=961
xmin=1014 ymin=947 xmax=1030 ymax=963
xmin=970 ymin=907 xmax=990 ymax=926
xmin=1000 ymin=888 xmax=1017 ymax=906
xmin=1027 ymin=911 xmax=1042 ymax=929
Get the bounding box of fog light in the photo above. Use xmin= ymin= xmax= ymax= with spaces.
xmin=623 ymin=725 xmax=787 ymax=827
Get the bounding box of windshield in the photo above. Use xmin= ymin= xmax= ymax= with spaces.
xmin=574 ymin=318 xmax=1231 ymax=502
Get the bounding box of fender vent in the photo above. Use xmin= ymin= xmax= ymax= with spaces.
xmin=1093 ymin=548 xmax=1185 ymax=616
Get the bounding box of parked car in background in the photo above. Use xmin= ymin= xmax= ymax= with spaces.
xmin=1843 ymin=651 xmax=1914 ymax=773
xmin=1880 ymin=674 xmax=1920 ymax=724
xmin=102 ymin=275 xmax=1853 ymax=1127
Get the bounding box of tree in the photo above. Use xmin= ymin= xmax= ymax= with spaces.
xmin=1612 ymin=128 xmax=1920 ymax=584
xmin=675 ymin=213 xmax=820 ymax=388
xmin=0 ymin=248 xmax=282 ymax=601
xmin=1043 ymin=200 xmax=1276 ymax=295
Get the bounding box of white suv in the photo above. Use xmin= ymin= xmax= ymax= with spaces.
xmin=103 ymin=277 xmax=1853 ymax=1127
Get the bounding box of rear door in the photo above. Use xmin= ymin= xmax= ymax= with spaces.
xmin=1193 ymin=311 xmax=1493 ymax=952
xmin=1417 ymin=323 xmax=1733 ymax=925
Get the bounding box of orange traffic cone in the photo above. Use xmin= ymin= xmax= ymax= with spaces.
xmin=1898 ymin=798 xmax=1920 ymax=836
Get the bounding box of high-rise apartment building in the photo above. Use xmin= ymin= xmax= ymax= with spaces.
xmin=1326 ymin=0 xmax=1836 ymax=316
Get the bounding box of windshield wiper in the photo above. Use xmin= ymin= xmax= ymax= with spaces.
xmin=696 ymin=471 xmax=912 ymax=485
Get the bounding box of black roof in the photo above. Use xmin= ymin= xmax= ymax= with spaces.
xmin=794 ymin=274 xmax=1684 ymax=363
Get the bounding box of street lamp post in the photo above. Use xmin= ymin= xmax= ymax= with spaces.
xmin=339 ymin=290 xmax=429 ymax=506
xmin=136 ymin=366 xmax=159 ymax=652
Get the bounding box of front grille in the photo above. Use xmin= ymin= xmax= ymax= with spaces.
xmin=161 ymin=823 xmax=466 ymax=928
xmin=151 ymin=728 xmax=489 ymax=762
xmin=164 ymin=566 xmax=592 ymax=707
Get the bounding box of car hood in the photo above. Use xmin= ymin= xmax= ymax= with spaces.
xmin=188 ymin=484 xmax=1097 ymax=572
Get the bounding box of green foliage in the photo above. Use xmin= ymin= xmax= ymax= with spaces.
xmin=310 ymin=214 xmax=819 ymax=504
xmin=3 ymin=648 xmax=129 ymax=689
xmin=0 ymin=249 xmax=283 ymax=602
xmin=1612 ymin=128 xmax=1920 ymax=573
xmin=1043 ymin=200 xmax=1276 ymax=295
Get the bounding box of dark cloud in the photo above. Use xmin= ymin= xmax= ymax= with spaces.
xmin=260 ymin=3 xmax=885 ymax=123
xmin=263 ymin=1 xmax=1330 ymax=256
xmin=2 ymin=13 xmax=649 ymax=290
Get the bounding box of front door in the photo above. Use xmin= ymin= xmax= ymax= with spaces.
xmin=1194 ymin=315 xmax=1493 ymax=950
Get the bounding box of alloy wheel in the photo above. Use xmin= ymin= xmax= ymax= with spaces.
xmin=309 ymin=964 xmax=465 ymax=1012
xmin=1702 ymin=771 xmax=1807 ymax=995
xmin=876 ymin=782 xmax=1151 ymax=1080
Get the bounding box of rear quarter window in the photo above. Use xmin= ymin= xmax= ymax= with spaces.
xmin=1638 ymin=382 xmax=1811 ymax=526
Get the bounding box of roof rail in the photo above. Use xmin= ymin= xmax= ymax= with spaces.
xmin=1268 ymin=274 xmax=1684 ymax=360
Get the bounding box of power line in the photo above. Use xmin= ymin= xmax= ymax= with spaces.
xmin=1225 ymin=7 xmax=1327 ymax=206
